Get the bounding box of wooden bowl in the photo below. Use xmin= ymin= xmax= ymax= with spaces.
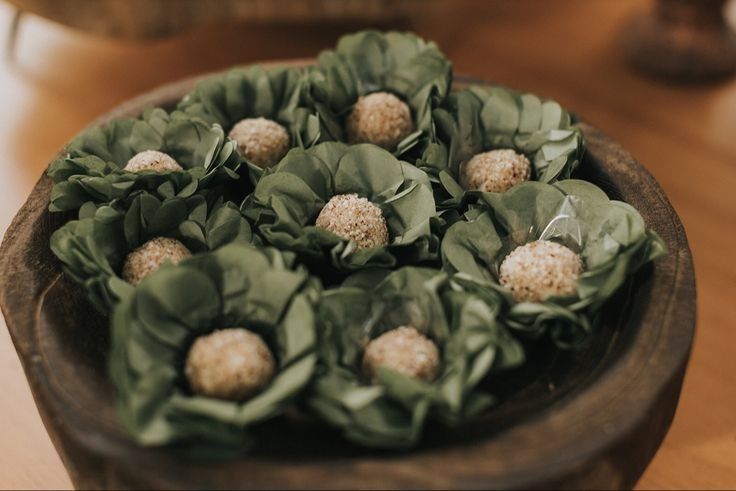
xmin=0 ymin=68 xmax=696 ymax=490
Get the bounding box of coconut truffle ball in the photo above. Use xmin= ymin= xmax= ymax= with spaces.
xmin=121 ymin=237 xmax=192 ymax=285
xmin=185 ymin=328 xmax=276 ymax=402
xmin=362 ymin=326 xmax=441 ymax=383
xmin=124 ymin=150 xmax=183 ymax=173
xmin=315 ymin=194 xmax=389 ymax=249
xmin=346 ymin=92 xmax=414 ymax=150
xmin=459 ymin=149 xmax=531 ymax=193
xmin=499 ymin=240 xmax=584 ymax=303
xmin=228 ymin=117 xmax=290 ymax=169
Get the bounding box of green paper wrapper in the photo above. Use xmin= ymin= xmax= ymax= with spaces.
xmin=308 ymin=30 xmax=452 ymax=158
xmin=176 ymin=65 xmax=321 ymax=180
xmin=50 ymin=192 xmax=253 ymax=312
xmin=109 ymin=243 xmax=320 ymax=453
xmin=420 ymin=86 xmax=585 ymax=210
xmin=307 ymin=267 xmax=524 ymax=448
xmin=47 ymin=108 xmax=242 ymax=213
xmin=442 ymin=180 xmax=667 ymax=347
xmin=242 ymin=141 xmax=441 ymax=275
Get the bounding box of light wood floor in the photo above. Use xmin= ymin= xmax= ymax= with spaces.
xmin=0 ymin=1 xmax=734 ymax=489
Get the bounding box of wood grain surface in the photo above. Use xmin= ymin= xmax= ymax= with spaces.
xmin=0 ymin=0 xmax=732 ymax=489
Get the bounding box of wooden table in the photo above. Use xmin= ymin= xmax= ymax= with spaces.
xmin=0 ymin=0 xmax=733 ymax=489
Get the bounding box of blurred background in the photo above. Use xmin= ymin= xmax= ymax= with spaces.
xmin=0 ymin=0 xmax=734 ymax=489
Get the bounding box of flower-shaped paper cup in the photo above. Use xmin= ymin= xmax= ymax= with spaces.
xmin=109 ymin=244 xmax=320 ymax=453
xmin=47 ymin=108 xmax=241 ymax=213
xmin=308 ymin=30 xmax=452 ymax=158
xmin=441 ymin=180 xmax=667 ymax=347
xmin=243 ymin=142 xmax=441 ymax=276
xmin=176 ymin=65 xmax=321 ymax=180
xmin=50 ymin=192 xmax=252 ymax=312
xmin=420 ymin=86 xmax=585 ymax=210
xmin=307 ymin=266 xmax=523 ymax=448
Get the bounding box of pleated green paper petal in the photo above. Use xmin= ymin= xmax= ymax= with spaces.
xmin=308 ymin=30 xmax=452 ymax=158
xmin=307 ymin=267 xmax=523 ymax=448
xmin=50 ymin=191 xmax=253 ymax=312
xmin=442 ymin=180 xmax=667 ymax=347
xmin=419 ymin=87 xmax=585 ymax=210
xmin=47 ymin=108 xmax=242 ymax=213
xmin=242 ymin=142 xmax=441 ymax=276
xmin=176 ymin=65 xmax=321 ymax=180
xmin=109 ymin=243 xmax=320 ymax=452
